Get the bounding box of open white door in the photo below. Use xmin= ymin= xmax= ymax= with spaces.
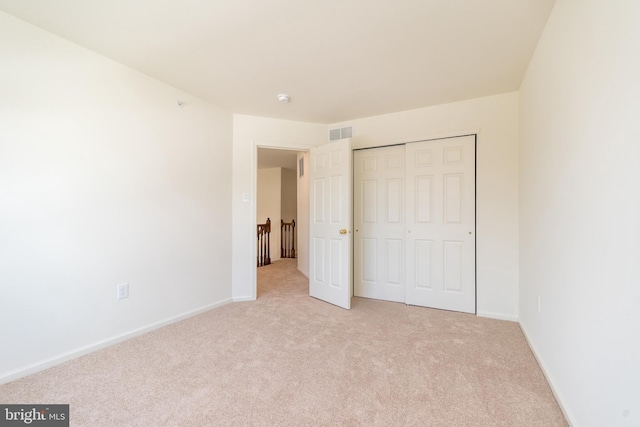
xmin=309 ymin=138 xmax=352 ymax=309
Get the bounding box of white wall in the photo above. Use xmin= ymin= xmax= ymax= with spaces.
xmin=296 ymin=152 xmax=310 ymax=277
xmin=281 ymin=168 xmax=297 ymax=224
xmin=331 ymin=92 xmax=520 ymax=320
xmin=257 ymin=167 xmax=281 ymax=261
xmin=0 ymin=12 xmax=233 ymax=382
xmin=519 ymin=1 xmax=640 ymax=425
xmin=232 ymin=115 xmax=327 ymax=300
xmin=281 ymin=168 xmax=297 ymax=259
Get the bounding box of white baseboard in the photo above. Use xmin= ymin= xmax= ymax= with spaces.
xmin=476 ymin=310 xmax=519 ymax=322
xmin=0 ymin=298 xmax=232 ymax=385
xmin=519 ymin=322 xmax=576 ymax=426
xmin=232 ymin=295 xmax=255 ymax=302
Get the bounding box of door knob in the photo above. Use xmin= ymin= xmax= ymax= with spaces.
xmin=339 ymin=229 xmax=347 ymax=235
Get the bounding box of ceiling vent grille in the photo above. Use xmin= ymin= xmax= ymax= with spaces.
xmin=328 ymin=126 xmax=354 ymax=142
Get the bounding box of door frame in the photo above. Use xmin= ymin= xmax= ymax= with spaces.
xmin=252 ymin=142 xmax=310 ymax=300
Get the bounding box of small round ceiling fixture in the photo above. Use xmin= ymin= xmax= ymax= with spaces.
xmin=277 ymin=94 xmax=290 ymax=103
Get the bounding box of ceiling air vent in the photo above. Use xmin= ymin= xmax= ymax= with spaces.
xmin=328 ymin=126 xmax=354 ymax=142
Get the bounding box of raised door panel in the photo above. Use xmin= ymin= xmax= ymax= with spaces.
xmin=414 ymin=239 xmax=433 ymax=290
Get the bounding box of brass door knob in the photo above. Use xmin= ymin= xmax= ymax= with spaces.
xmin=339 ymin=229 xmax=347 ymax=235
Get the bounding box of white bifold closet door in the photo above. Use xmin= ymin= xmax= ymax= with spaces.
xmin=405 ymin=136 xmax=475 ymax=313
xmin=353 ymin=145 xmax=406 ymax=302
xmin=353 ymin=135 xmax=476 ymax=314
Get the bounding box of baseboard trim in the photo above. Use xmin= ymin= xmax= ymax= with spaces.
xmin=0 ymin=297 xmax=232 ymax=385
xmin=519 ymin=322 xmax=576 ymax=426
xmin=232 ymin=295 xmax=255 ymax=302
xmin=476 ymin=310 xmax=518 ymax=322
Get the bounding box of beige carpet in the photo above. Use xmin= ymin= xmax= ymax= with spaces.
xmin=0 ymin=259 xmax=567 ymax=426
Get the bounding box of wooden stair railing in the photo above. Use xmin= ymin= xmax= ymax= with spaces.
xmin=281 ymin=219 xmax=296 ymax=259
xmin=257 ymin=218 xmax=271 ymax=267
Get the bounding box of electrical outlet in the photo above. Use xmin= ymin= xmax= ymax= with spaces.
xmin=537 ymin=296 xmax=541 ymax=313
xmin=117 ymin=283 xmax=129 ymax=300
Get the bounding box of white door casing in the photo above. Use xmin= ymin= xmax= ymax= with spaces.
xmin=353 ymin=145 xmax=405 ymax=302
xmin=309 ymin=138 xmax=352 ymax=309
xmin=405 ymin=135 xmax=476 ymax=313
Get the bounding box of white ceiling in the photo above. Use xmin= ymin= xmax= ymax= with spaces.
xmin=0 ymin=0 xmax=555 ymax=124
